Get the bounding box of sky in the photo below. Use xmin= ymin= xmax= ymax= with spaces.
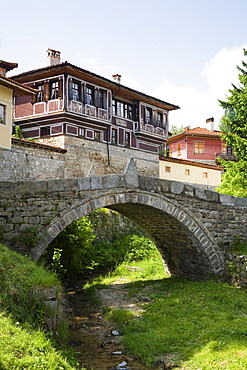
xmin=1 ymin=0 xmax=247 ymax=130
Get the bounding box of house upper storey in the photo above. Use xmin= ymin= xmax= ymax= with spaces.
xmin=11 ymin=49 xmax=179 ymax=154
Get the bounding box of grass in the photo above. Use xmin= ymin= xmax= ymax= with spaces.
xmin=85 ymin=256 xmax=247 ymax=369
xmin=0 ymin=244 xmax=83 ymax=370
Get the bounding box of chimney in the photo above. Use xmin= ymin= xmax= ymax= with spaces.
xmin=206 ymin=117 xmax=214 ymax=131
xmin=47 ymin=48 xmax=61 ymax=66
xmin=112 ymin=74 xmax=121 ymax=84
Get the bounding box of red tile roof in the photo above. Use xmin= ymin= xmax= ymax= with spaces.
xmin=0 ymin=75 xmax=37 ymax=96
xmin=167 ymin=127 xmax=222 ymax=143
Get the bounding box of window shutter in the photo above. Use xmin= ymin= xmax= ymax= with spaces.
xmin=103 ymin=91 xmax=107 ymax=110
xmin=95 ymin=89 xmax=100 ymax=107
xmin=141 ymin=105 xmax=145 ymax=122
xmin=31 ymin=93 xmax=37 ymax=104
xmin=152 ymin=110 xmax=158 ymax=126
xmin=44 ymin=82 xmax=50 ymax=101
xmin=82 ymin=84 xmax=87 ymax=104
xmin=68 ymin=79 xmax=73 ymax=101
xmin=58 ymin=79 xmax=63 ymax=99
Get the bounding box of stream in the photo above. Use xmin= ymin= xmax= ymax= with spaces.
xmin=66 ymin=282 xmax=160 ymax=370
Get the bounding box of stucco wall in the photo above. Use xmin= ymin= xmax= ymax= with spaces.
xmin=159 ymin=159 xmax=222 ymax=187
xmin=0 ymin=85 xmax=12 ymax=150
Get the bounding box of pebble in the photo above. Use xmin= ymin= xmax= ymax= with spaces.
xmin=112 ymin=330 xmax=120 ymax=336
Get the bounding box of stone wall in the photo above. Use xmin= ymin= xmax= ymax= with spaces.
xmin=37 ymin=135 xmax=159 ymax=178
xmin=223 ymin=253 xmax=247 ymax=288
xmin=0 ymin=139 xmax=66 ymax=181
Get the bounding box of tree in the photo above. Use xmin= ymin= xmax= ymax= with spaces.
xmin=217 ymin=48 xmax=247 ymax=197
xmin=170 ymin=125 xmax=187 ymax=136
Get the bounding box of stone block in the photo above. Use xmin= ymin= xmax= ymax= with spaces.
xmin=170 ymin=181 xmax=184 ymax=194
xmin=90 ymin=176 xmax=103 ymax=190
xmin=77 ymin=177 xmax=91 ymax=191
xmin=205 ymin=190 xmax=219 ymax=202
xmin=102 ymin=174 xmax=124 ymax=189
xmin=220 ymin=194 xmax=235 ymax=206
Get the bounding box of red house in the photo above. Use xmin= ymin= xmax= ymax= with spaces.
xmin=166 ymin=121 xmax=234 ymax=165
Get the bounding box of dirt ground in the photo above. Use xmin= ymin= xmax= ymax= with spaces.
xmin=66 ymin=277 xmax=160 ymax=370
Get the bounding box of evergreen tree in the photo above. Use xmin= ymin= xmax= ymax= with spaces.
xmin=217 ymin=48 xmax=247 ymax=197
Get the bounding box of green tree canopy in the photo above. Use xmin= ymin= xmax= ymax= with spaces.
xmin=217 ymin=48 xmax=247 ymax=197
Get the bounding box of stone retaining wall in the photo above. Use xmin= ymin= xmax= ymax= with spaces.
xmin=223 ymin=253 xmax=247 ymax=288
xmin=0 ymin=139 xmax=66 ymax=181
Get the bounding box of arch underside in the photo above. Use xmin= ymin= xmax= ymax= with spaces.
xmin=33 ymin=190 xmax=224 ymax=280
xmin=108 ymin=203 xmax=215 ymax=280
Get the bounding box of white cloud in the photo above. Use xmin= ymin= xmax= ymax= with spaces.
xmin=75 ymin=52 xmax=141 ymax=90
xmin=154 ymin=45 xmax=247 ymax=130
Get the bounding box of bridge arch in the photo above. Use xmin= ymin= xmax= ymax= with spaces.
xmin=31 ymin=189 xmax=224 ymax=280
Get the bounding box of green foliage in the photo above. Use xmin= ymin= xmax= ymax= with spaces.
xmin=216 ymin=159 xmax=247 ymax=197
xmin=0 ymin=244 xmax=82 ymax=369
xmin=42 ymin=209 xmax=158 ymax=279
xmin=170 ymin=125 xmax=188 ymax=136
xmin=0 ymin=243 xmax=61 ymax=327
xmin=12 ymin=125 xmax=23 ymax=139
xmin=42 ymin=216 xmax=95 ymax=279
xmin=217 ymin=48 xmax=247 ymax=197
xmin=229 ymin=236 xmax=247 ymax=254
xmin=92 ymin=266 xmax=247 ymax=369
xmin=18 ymin=226 xmax=41 ymax=251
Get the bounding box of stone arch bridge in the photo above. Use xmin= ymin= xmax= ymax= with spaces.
xmin=1 ymin=160 xmax=247 ymax=281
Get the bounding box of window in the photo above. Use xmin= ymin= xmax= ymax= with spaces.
xmin=37 ymin=85 xmax=44 ymax=102
xmin=124 ymin=131 xmax=130 ymax=147
xmin=165 ymin=166 xmax=171 ymax=173
xmin=185 ymin=169 xmax=190 ymax=176
xmin=112 ymin=128 xmax=118 ymax=144
xmin=157 ymin=112 xmax=163 ymax=127
xmin=94 ymin=131 xmax=100 ymax=141
xmin=79 ymin=128 xmax=85 ymax=136
xmin=51 ymin=81 xmax=59 ymax=100
xmin=112 ymin=99 xmax=134 ymax=120
xmin=145 ymin=108 xmax=152 ymax=124
xmin=0 ymin=104 xmax=6 ymax=125
xmin=203 ymin=172 xmax=208 ymax=178
xmin=117 ymin=101 xmax=124 ymax=117
xmin=177 ymin=143 xmax=181 ymax=156
xmin=125 ymin=104 xmax=133 ymax=120
xmin=99 ymin=90 xmax=106 ymax=109
xmin=72 ymin=82 xmax=80 ymax=101
xmin=194 ymin=141 xmax=204 ymax=154
xmin=86 ymin=87 xmax=94 ymax=105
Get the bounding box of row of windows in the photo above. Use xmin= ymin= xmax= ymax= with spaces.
xmin=0 ymin=104 xmax=6 ymax=125
xmin=112 ymin=99 xmax=134 ymax=120
xmin=111 ymin=128 xmax=130 ymax=147
xmin=165 ymin=166 xmax=208 ymax=178
xmin=71 ymin=81 xmax=107 ymax=109
xmin=176 ymin=141 xmax=205 ymax=156
xmin=36 ymin=80 xmax=62 ymax=102
xmin=34 ymin=80 xmax=165 ymax=128
xmin=145 ymin=107 xmax=164 ymax=127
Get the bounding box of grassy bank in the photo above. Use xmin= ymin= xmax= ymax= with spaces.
xmin=0 ymin=243 xmax=82 ymax=370
xmin=85 ymin=257 xmax=247 ymax=369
